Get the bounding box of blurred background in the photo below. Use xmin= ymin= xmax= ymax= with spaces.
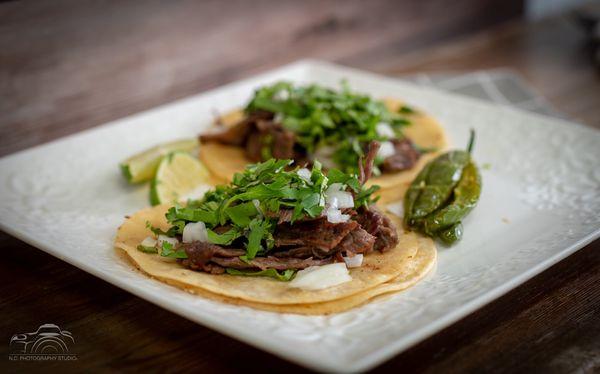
xmin=1 ymin=0 xmax=599 ymax=156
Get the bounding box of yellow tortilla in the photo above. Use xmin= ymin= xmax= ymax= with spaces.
xmin=199 ymin=99 xmax=449 ymax=201
xmin=368 ymin=99 xmax=449 ymax=203
xmin=118 ymin=236 xmax=435 ymax=315
xmin=115 ymin=204 xmax=425 ymax=306
xmin=205 ymin=237 xmax=436 ymax=315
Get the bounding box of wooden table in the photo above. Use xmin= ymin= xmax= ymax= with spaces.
xmin=1 ymin=2 xmax=598 ymax=372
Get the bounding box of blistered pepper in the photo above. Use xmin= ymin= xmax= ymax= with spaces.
xmin=404 ymin=131 xmax=481 ymax=245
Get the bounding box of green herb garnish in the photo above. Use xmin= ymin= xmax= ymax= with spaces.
xmin=137 ymin=245 xmax=158 ymax=254
xmin=160 ymin=241 xmax=187 ymax=259
xmin=399 ymin=105 xmax=416 ymax=114
xmin=245 ymin=81 xmax=412 ymax=174
xmin=148 ymin=159 xmax=378 ymax=266
xmin=225 ymin=268 xmax=296 ymax=281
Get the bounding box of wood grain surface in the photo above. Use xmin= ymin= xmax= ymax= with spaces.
xmin=1 ymin=1 xmax=599 ymax=373
xmin=0 ymin=0 xmax=521 ymax=157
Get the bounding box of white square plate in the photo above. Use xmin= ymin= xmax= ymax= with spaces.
xmin=1 ymin=60 xmax=599 ymax=372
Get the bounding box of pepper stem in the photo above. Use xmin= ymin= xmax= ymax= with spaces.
xmin=466 ymin=129 xmax=475 ymax=154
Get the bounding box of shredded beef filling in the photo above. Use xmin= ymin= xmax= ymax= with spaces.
xmin=355 ymin=206 xmax=399 ymax=252
xmin=180 ymin=206 xmax=396 ymax=273
xmin=273 ymin=226 xmax=375 ymax=259
xmin=211 ymin=256 xmax=332 ymax=271
xmin=335 ymin=227 xmax=377 ymax=256
xmin=274 ymin=219 xmax=358 ymax=251
xmin=182 ymin=242 xmax=245 ymax=268
xmin=359 ymin=141 xmax=380 ymax=185
xmin=181 ymin=239 xmax=333 ymax=271
xmin=245 ymin=121 xmax=297 ymax=161
xmin=201 ymin=111 xmax=300 ymax=163
xmin=200 ymin=110 xmax=273 ymax=146
xmin=381 ymin=138 xmax=420 ymax=172
xmin=200 ymin=111 xmax=420 ymax=172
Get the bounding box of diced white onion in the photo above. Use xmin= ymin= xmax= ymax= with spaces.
xmin=140 ymin=236 xmax=157 ymax=248
xmin=158 ymin=234 xmax=179 ymax=247
xmin=179 ymin=184 xmax=212 ymax=202
xmin=327 ymin=191 xmax=354 ymax=209
xmin=377 ymin=141 xmax=396 ymax=159
xmin=326 ymin=183 xmax=344 ymax=194
xmin=328 ymin=196 xmax=339 ymax=208
xmin=297 ymin=168 xmax=312 ymax=184
xmin=326 ymin=206 xmax=350 ymax=223
xmin=325 ymin=183 xmax=354 ymax=209
xmin=337 ymin=193 xmax=354 ymax=209
xmin=182 ymin=222 xmax=208 ymax=243
xmin=289 ymin=263 xmax=352 ymax=290
xmin=343 ymin=254 xmax=364 ymax=268
xmin=376 ymin=122 xmax=395 ymax=139
xmin=324 ymin=183 xmax=353 ymax=223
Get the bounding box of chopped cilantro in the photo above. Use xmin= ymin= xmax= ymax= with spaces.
xmin=245 ymin=81 xmax=412 ymax=174
xmin=151 ymin=159 xmax=378 ymax=267
xmin=206 ymin=227 xmax=241 ymax=245
xmin=145 ymin=221 xmax=168 ymax=236
xmin=160 ymin=241 xmax=187 ymax=259
xmin=225 ymin=201 xmax=259 ymax=226
xmin=137 ymin=245 xmax=158 ymax=254
xmin=399 ymin=105 xmax=416 ymax=114
xmin=146 ymin=220 xmax=184 ymax=237
xmin=225 ymin=268 xmax=296 ymax=281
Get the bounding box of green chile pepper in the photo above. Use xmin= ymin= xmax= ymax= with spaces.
xmin=422 ymin=161 xmax=481 ymax=235
xmin=405 ymin=151 xmax=470 ymax=220
xmin=437 ymin=222 xmax=463 ymax=245
xmin=404 ymin=131 xmax=481 ymax=245
xmin=403 ymin=161 xmax=432 ymax=225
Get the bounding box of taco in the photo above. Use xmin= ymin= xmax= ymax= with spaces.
xmin=199 ymin=82 xmax=448 ymax=202
xmin=115 ymin=148 xmax=436 ymax=314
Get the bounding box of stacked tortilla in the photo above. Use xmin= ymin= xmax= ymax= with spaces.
xmin=115 ymin=206 xmax=436 ymax=315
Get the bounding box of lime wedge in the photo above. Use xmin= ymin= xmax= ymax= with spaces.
xmin=119 ymin=139 xmax=199 ymax=184
xmin=150 ymin=152 xmax=211 ymax=206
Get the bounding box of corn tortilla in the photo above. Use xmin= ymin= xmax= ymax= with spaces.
xmin=115 ymin=204 xmax=426 ymax=306
xmin=117 ymin=235 xmax=435 ymax=315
